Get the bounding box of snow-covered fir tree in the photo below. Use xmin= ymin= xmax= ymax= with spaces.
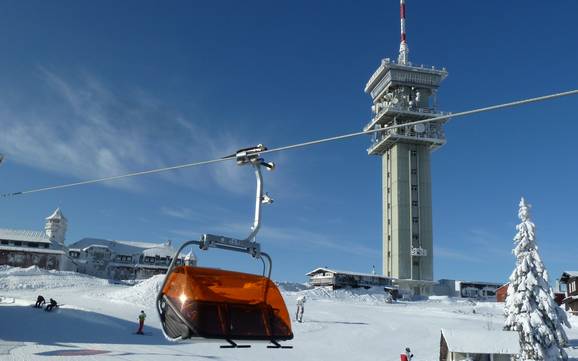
xmin=504 ymin=197 xmax=570 ymax=361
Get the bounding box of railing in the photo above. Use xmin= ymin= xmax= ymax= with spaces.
xmin=365 ymin=104 xmax=448 ymax=131
xmin=368 ymin=122 xmax=445 ymax=151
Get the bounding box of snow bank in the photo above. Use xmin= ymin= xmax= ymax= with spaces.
xmin=0 ymin=265 xmax=109 ymax=290
xmin=287 ymin=286 xmax=390 ymax=305
xmin=108 ymin=274 xmax=165 ymax=308
xmin=276 ymin=281 xmax=312 ymax=292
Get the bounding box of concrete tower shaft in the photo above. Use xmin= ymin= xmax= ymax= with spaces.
xmin=364 ymin=57 xmax=448 ymax=295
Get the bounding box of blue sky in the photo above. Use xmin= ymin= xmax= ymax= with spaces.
xmin=0 ymin=1 xmax=577 ymax=283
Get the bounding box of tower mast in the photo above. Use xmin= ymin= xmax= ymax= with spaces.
xmin=398 ymin=0 xmax=409 ymax=65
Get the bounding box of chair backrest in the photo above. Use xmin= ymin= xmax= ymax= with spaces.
xmin=161 ymin=266 xmax=293 ymax=340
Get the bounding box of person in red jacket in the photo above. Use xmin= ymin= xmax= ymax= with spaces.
xmin=400 ymin=347 xmax=413 ymax=361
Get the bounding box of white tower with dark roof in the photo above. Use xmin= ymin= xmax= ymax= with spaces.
xmin=364 ymin=0 xmax=448 ymax=295
xmin=45 ymin=208 xmax=68 ymax=246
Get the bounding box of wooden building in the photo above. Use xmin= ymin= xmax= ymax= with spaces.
xmin=496 ymin=283 xmax=508 ymax=302
xmin=439 ymin=328 xmax=520 ymax=361
xmin=306 ymin=267 xmax=393 ymax=289
xmin=560 ymin=271 xmax=578 ymax=314
xmin=497 ymin=282 xmax=564 ymax=305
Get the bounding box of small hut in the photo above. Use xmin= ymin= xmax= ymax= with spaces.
xmin=439 ymin=328 xmax=520 ymax=361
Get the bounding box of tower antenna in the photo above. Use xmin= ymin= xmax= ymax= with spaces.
xmin=398 ymin=0 xmax=409 ymax=65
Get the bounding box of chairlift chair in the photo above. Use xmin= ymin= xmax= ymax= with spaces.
xmin=156 ymin=145 xmax=293 ymax=349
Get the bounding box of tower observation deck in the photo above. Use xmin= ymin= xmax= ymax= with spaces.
xmin=364 ymin=0 xmax=448 ymax=295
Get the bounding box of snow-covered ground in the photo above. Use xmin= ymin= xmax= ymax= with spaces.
xmin=1 ymin=266 xmax=578 ymax=361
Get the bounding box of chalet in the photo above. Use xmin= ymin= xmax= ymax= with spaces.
xmin=439 ymin=328 xmax=520 ymax=361
xmin=306 ymin=267 xmax=393 ymax=289
xmin=434 ymin=279 xmax=502 ymax=300
xmin=560 ymin=271 xmax=578 ymax=314
xmin=0 ymin=208 xmax=70 ymax=271
xmin=68 ymin=238 xmax=189 ymax=280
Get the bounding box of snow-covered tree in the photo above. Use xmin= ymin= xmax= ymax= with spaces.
xmin=504 ymin=197 xmax=570 ymax=361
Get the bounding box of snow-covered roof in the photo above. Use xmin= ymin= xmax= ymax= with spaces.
xmin=69 ymin=238 xmax=176 ymax=257
xmin=0 ymin=245 xmax=65 ymax=255
xmin=142 ymin=246 xmax=175 ymax=258
xmin=45 ymin=208 xmax=66 ymax=221
xmin=561 ymin=272 xmax=578 ymax=282
xmin=563 ymin=296 xmax=578 ymax=303
xmin=441 ymin=329 xmax=520 ymax=354
xmin=0 ymin=228 xmax=51 ymax=244
xmin=306 ymin=267 xmax=391 ymax=279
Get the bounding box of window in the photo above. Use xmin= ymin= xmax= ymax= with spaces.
xmin=411 ymin=169 xmax=417 ymax=174
xmin=411 ymin=185 xmax=418 ymax=191
xmin=412 ymin=217 xmax=419 ymax=224
xmin=0 ymin=240 xmax=8 ymax=245
xmin=411 ymin=150 xmax=417 ymax=156
xmin=412 ymin=234 xmax=419 ymax=241
xmin=43 ymin=244 xmax=49 ymax=248
xmin=28 ymin=242 xmax=39 ymax=248
xmin=14 ymin=241 xmax=22 ymax=246
xmin=412 ymin=200 xmax=418 ymax=207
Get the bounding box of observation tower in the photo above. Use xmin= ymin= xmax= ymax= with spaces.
xmin=364 ymin=0 xmax=448 ymax=295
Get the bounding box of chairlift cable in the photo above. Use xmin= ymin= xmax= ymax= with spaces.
xmin=1 ymin=88 xmax=577 ymax=199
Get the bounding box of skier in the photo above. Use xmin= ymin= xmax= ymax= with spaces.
xmin=400 ymin=347 xmax=413 ymax=361
xmin=34 ymin=295 xmax=46 ymax=308
xmin=295 ymin=295 xmax=306 ymax=323
xmin=136 ymin=310 xmax=146 ymax=334
xmin=45 ymin=298 xmax=58 ymax=312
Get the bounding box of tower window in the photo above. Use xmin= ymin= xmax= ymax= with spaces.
xmin=412 ymin=217 xmax=419 ymax=223
xmin=412 ymin=234 xmax=419 ymax=241
xmin=411 ymin=185 xmax=418 ymax=191
xmin=412 ymin=200 xmax=418 ymax=206
xmin=411 ymin=169 xmax=417 ymax=174
xmin=411 ymin=150 xmax=417 ymax=156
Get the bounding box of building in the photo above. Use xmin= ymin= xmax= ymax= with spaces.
xmin=67 ymin=238 xmax=189 ymax=280
xmin=363 ymin=0 xmax=448 ymax=295
xmin=434 ymin=279 xmax=502 ymax=300
xmin=439 ymin=328 xmax=520 ymax=361
xmin=496 ymin=283 xmax=565 ymax=305
xmin=559 ymin=271 xmax=578 ymax=314
xmin=0 ymin=208 xmax=69 ymax=271
xmin=306 ymin=268 xmax=393 ymax=290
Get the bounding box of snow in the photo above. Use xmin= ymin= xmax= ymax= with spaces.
xmin=1 ymin=265 xmax=578 ymax=361
xmin=441 ymin=328 xmax=520 ymax=354
xmin=0 ymin=228 xmax=51 ymax=243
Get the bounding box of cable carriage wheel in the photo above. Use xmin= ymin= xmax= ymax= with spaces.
xmin=156 ymin=145 xmax=293 ymax=349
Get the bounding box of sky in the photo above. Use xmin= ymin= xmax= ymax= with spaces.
xmin=0 ymin=0 xmax=577 ymax=284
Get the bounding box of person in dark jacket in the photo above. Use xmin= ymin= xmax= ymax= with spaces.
xmin=45 ymin=298 xmax=58 ymax=312
xmin=136 ymin=310 xmax=146 ymax=334
xmin=34 ymin=295 xmax=46 ymax=308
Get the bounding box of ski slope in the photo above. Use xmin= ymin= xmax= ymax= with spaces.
xmin=1 ymin=266 xmax=577 ymax=361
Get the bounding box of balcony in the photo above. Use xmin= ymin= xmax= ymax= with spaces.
xmin=367 ymin=122 xmax=446 ymax=155
xmin=364 ymin=104 xmax=449 ymax=132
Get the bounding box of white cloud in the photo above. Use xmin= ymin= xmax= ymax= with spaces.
xmin=0 ymin=69 xmax=255 ymax=193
